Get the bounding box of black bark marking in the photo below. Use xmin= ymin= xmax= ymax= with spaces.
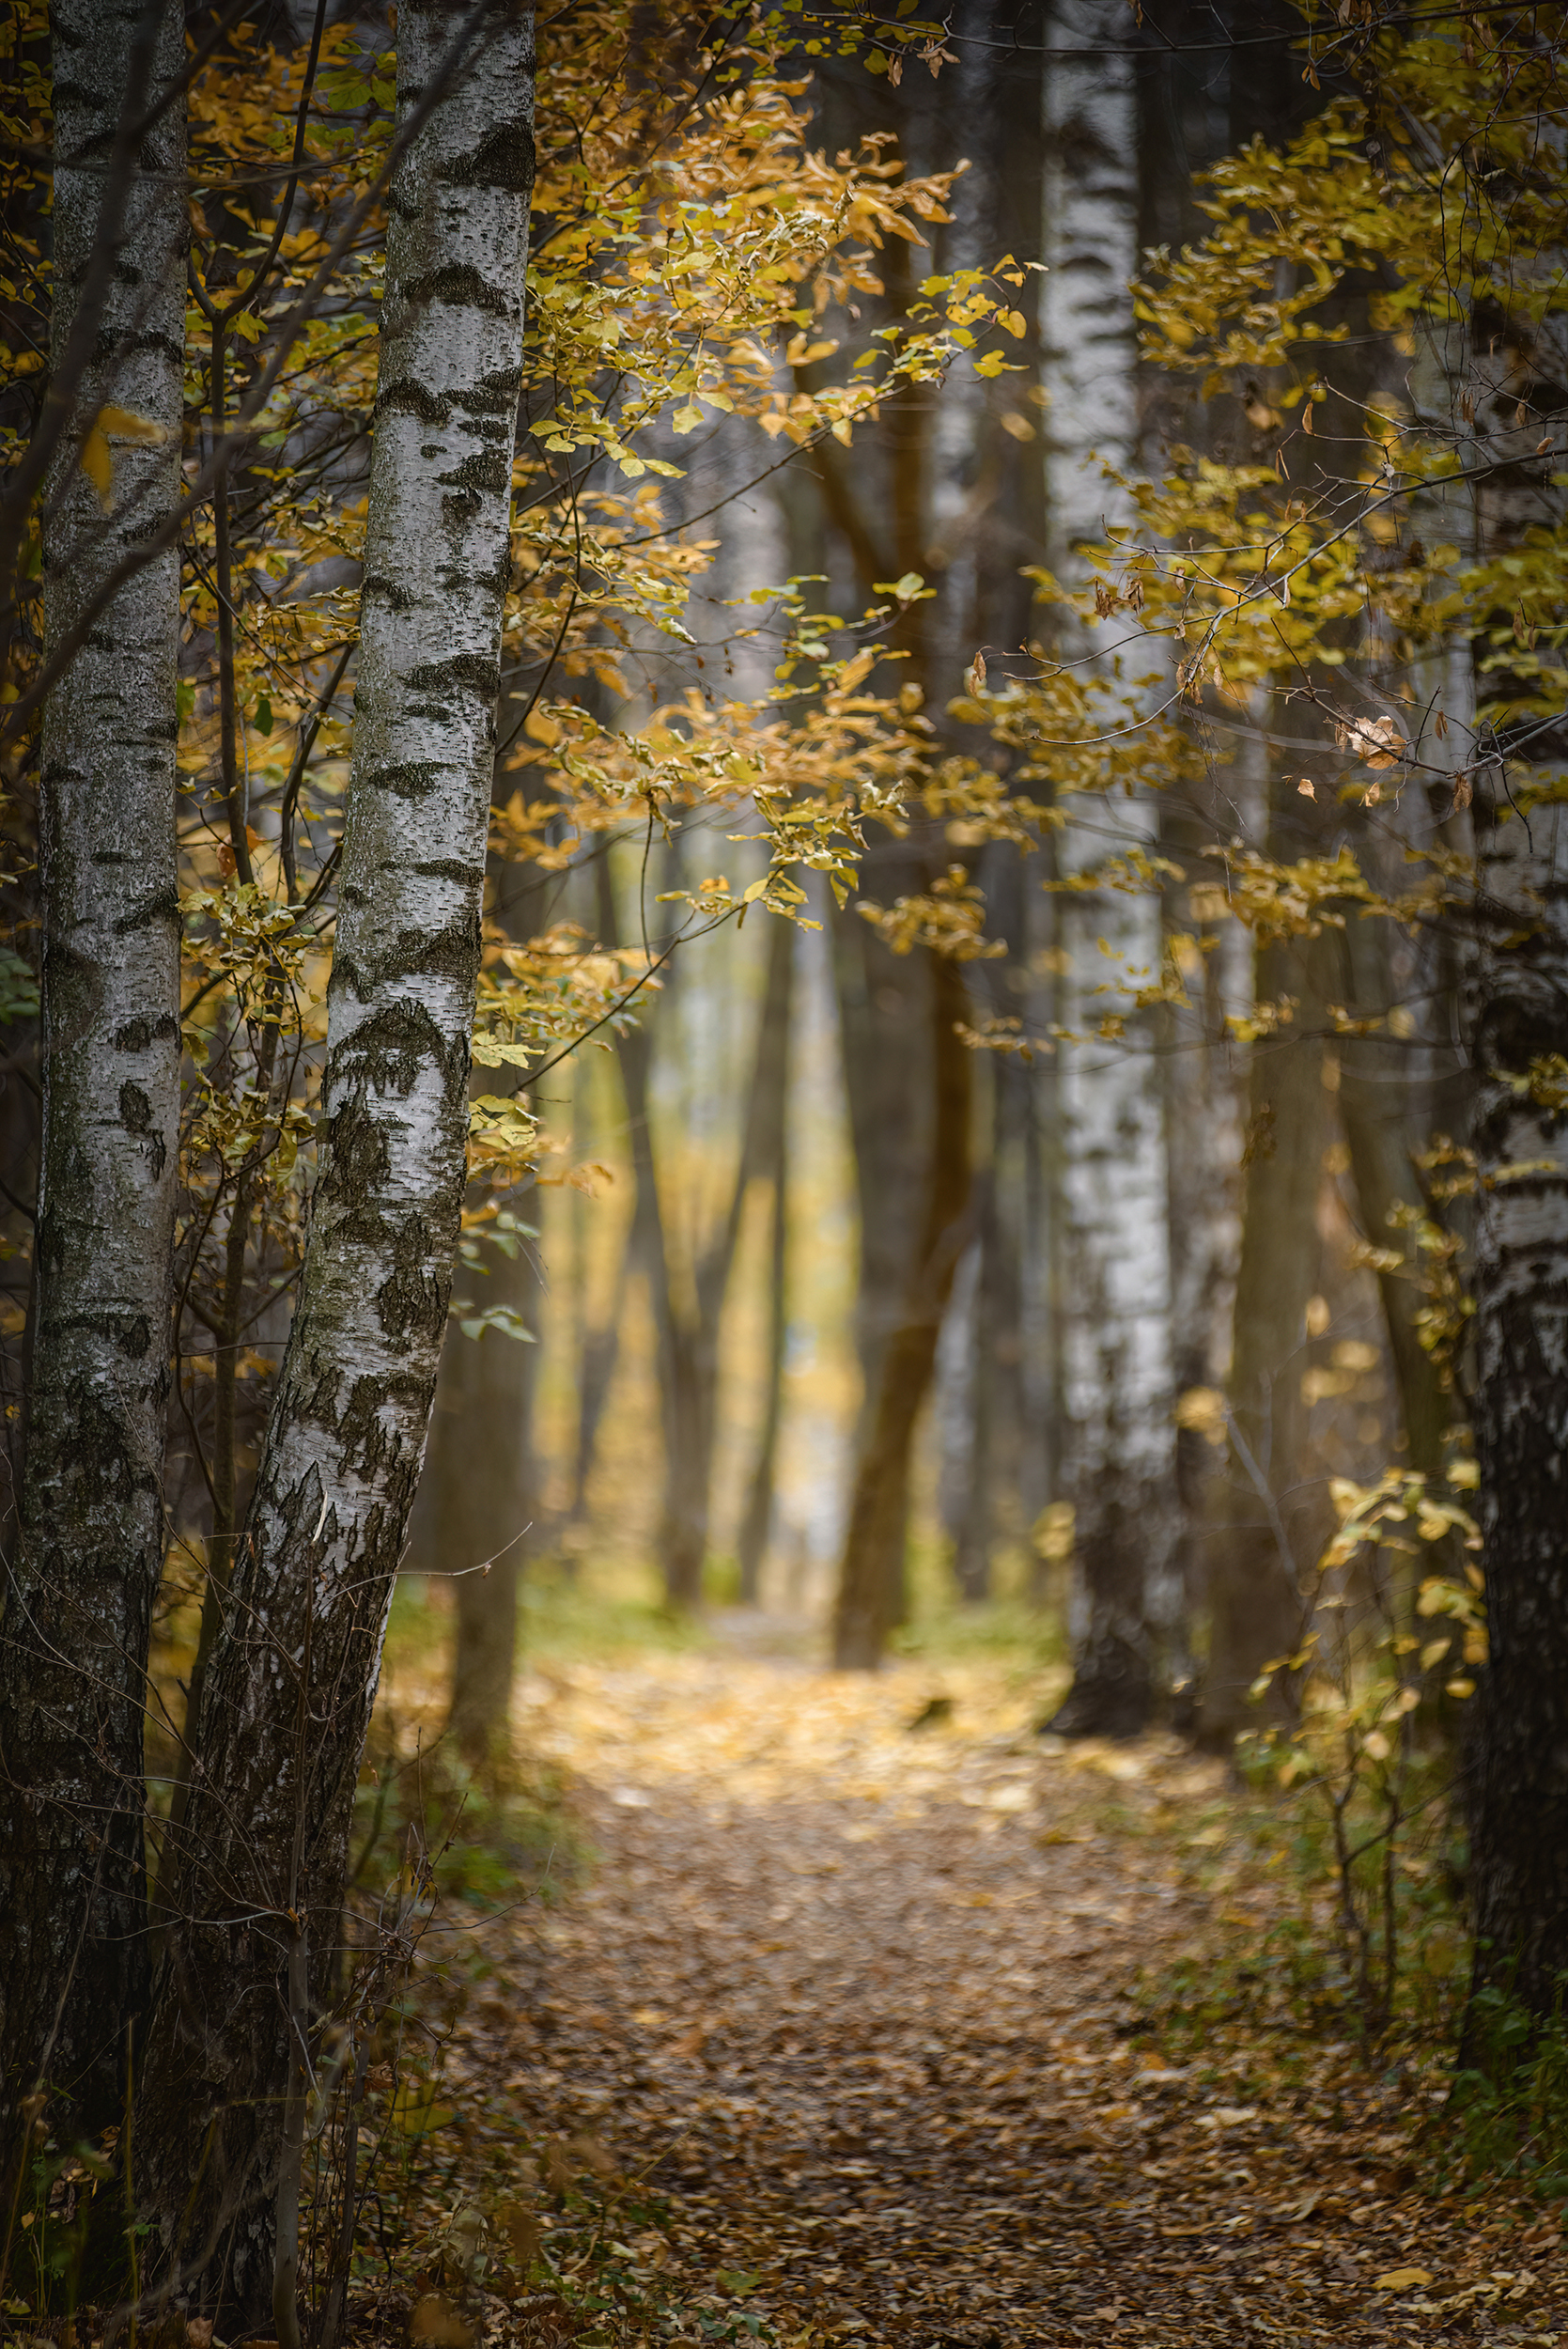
xmin=112 ymin=1012 xmax=179 ymax=1052
xmin=117 ymin=1313 xmax=151 ymax=1360
xmin=447 ymin=119 xmax=536 ymax=193
xmin=399 ymin=262 xmax=513 ymax=317
xmin=361 ymin=570 xmax=416 ymax=614
xmin=118 ymin=1080 xmax=152 ymax=1133
xmin=374 ymin=1214 xmax=445 ymax=1345
xmin=337 ymin=1369 xmax=437 ymax=1479
xmin=439 ymin=450 xmax=510 ymax=500
xmin=359 ymin=758 xmax=447 ymax=801
xmin=333 ymin=997 xmax=462 ymax=1099
xmin=113 ymin=882 xmax=180 ymax=937
xmin=407 ymin=652 xmax=500 ymax=698
xmin=457 ymin=366 xmax=523 ymax=419
xmin=376 ymin=380 xmax=450 ymax=428
xmin=323 ymin=1097 xmax=392 ymax=1192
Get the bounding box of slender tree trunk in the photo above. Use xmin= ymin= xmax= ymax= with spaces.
xmin=136 ymin=8 xmax=534 ymax=2314
xmin=737 ymin=920 xmax=795 ymax=1604
xmin=1196 ymin=927 xmax=1332 ymax=1750
xmin=414 ymin=857 xmax=545 ymax=1766
xmin=1335 ymin=917 xmax=1452 ymax=1476
xmin=1040 ymin=0 xmax=1180 ymax=1735
xmin=1461 ymin=288 xmax=1568 ymax=2021
xmin=0 ymin=0 xmax=185 ymax=2139
xmin=606 ymin=857 xmax=794 ymax=1609
xmin=833 ymin=957 xmax=971 ymax=1669
xmin=1465 ymin=773 xmax=1568 ymax=2024
xmin=438 ymin=1304 xmax=534 ymax=1767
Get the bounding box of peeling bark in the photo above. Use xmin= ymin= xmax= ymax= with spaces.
xmin=136 ymin=6 xmax=534 ymax=2312
xmin=0 ymin=0 xmax=185 ymax=2137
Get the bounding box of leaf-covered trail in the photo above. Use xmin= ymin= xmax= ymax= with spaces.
xmin=451 ymin=1648 xmax=1564 ymax=2346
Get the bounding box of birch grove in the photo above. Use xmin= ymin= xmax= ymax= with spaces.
xmin=5 ymin=16 xmax=1568 ymax=2318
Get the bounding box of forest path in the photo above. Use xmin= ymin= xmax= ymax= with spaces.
xmin=463 ymin=1649 xmax=1546 ymax=2347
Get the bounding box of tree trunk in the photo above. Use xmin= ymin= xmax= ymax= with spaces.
xmin=414 ymin=857 xmax=545 ymax=1767
xmin=1039 ymin=0 xmax=1180 ymax=1736
xmin=736 ymin=920 xmax=795 ymax=1604
xmin=0 ymin=0 xmax=185 ymax=2139
xmin=606 ymin=857 xmax=794 ymax=1610
xmin=1464 ymin=768 xmax=1568 ymax=2024
xmin=1335 ymin=916 xmax=1452 ymax=1477
xmin=833 ymin=956 xmax=971 ymax=1669
xmin=135 ymin=8 xmax=534 ymax=2315
xmin=1195 ymin=927 xmax=1332 ymax=1750
xmin=438 ymin=1304 xmax=534 ymax=1768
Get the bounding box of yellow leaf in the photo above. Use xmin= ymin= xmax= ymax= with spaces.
xmin=997 ymin=307 xmax=1027 ymax=338
xmin=80 ymin=404 xmax=170 ymax=507
xmin=392 ymin=2080 xmax=458 ymax=2136
xmin=671 ymin=402 xmax=705 ymax=434
xmin=1375 ymin=2268 xmax=1434 ymax=2293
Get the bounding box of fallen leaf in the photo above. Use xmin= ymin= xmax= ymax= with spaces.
xmin=1375 ymin=2266 xmax=1435 ymax=2292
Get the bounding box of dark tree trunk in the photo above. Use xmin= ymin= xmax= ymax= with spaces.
xmin=438 ymin=1301 xmax=535 ymax=1768
xmin=1464 ymin=776 xmax=1568 ymax=2028
xmin=413 ymin=857 xmax=546 ymax=1766
xmin=833 ymin=957 xmax=972 ymax=1669
xmin=737 ymin=921 xmax=795 ymax=1604
xmin=1195 ymin=927 xmax=1332 ymax=1750
xmin=0 ymin=0 xmax=185 ymax=2140
xmin=134 ymin=8 xmax=535 ymax=2317
xmin=1335 ymin=917 xmax=1452 ymax=1478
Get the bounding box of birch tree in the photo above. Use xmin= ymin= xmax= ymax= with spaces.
xmin=0 ymin=0 xmax=185 ymax=2133
xmin=1463 ymin=307 xmax=1568 ymax=2026
xmin=1039 ymin=0 xmax=1180 ymax=1736
xmin=135 ymin=4 xmax=535 ymax=2312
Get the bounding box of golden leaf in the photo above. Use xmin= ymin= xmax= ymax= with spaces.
xmin=79 ymin=403 xmax=170 ymax=507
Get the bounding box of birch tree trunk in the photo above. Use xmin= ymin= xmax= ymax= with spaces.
xmin=1463 ymin=293 xmax=1568 ymax=2026
xmin=136 ymin=6 xmax=534 ymax=2313
xmin=1040 ymin=0 xmax=1180 ymax=1735
xmin=0 ymin=0 xmax=185 ymax=2139
xmin=1466 ymin=774 xmax=1568 ymax=2023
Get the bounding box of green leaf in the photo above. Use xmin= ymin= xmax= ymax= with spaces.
xmin=254 ymin=693 xmax=272 ymax=736
xmin=0 ymin=946 xmax=39 ymax=1025
xmin=391 ymin=2080 xmax=457 ymax=2136
xmin=457 ymin=1304 xmax=536 ymax=1343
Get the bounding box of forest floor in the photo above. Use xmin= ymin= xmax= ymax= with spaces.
xmin=369 ymin=1627 xmax=1567 ymax=2349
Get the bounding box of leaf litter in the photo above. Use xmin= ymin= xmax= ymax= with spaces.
xmin=368 ymin=1646 xmax=1566 ymax=2349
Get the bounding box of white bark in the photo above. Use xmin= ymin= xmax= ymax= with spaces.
xmin=139 ymin=4 xmax=535 ymax=2312
xmin=0 ymin=0 xmax=185 ymax=2127
xmin=1463 ymin=287 xmax=1568 ymax=2012
xmin=1041 ymin=0 xmax=1179 ymax=1732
